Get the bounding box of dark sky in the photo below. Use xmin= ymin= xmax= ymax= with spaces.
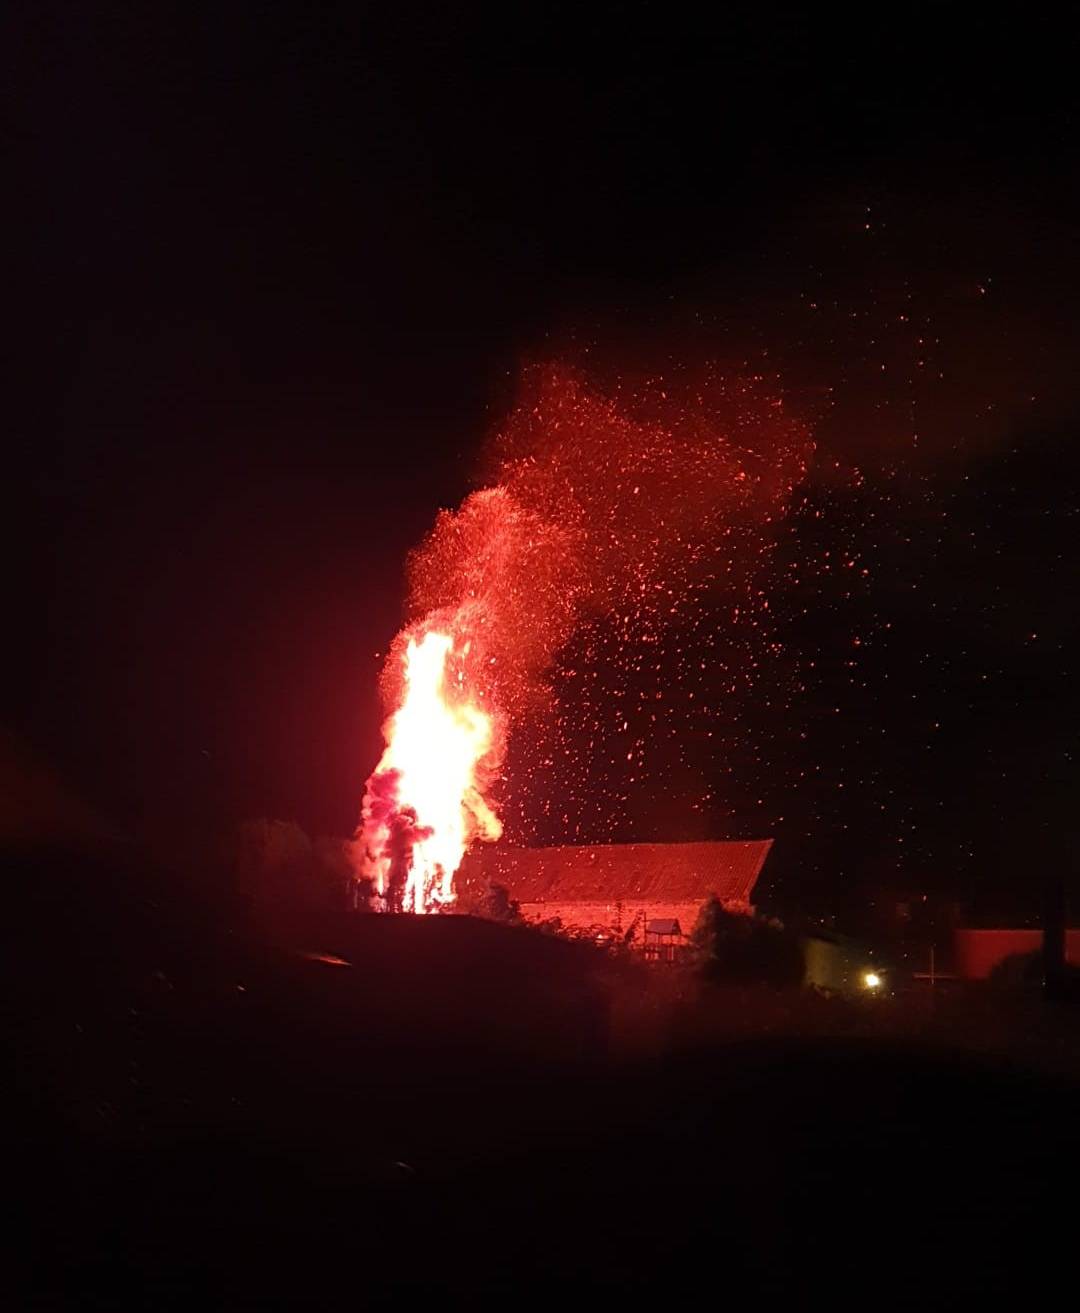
xmin=8 ymin=5 xmax=1080 ymax=917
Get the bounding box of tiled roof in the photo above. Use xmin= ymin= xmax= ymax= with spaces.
xmin=459 ymin=839 xmax=772 ymax=905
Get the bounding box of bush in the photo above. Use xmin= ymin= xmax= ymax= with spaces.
xmin=988 ymin=950 xmax=1043 ymax=990
xmin=988 ymin=950 xmax=1080 ymax=992
xmin=692 ymin=896 xmax=804 ymax=987
xmin=222 ymin=818 xmax=353 ymax=940
xmin=451 ymin=879 xmax=520 ymax=924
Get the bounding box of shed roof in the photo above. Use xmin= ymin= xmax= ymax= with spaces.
xmin=645 ymin=918 xmax=683 ymax=937
xmin=459 ymin=839 xmax=772 ymax=906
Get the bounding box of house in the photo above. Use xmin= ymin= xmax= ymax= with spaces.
xmin=801 ymin=927 xmax=885 ymax=994
xmin=458 ymin=838 xmax=772 ymax=944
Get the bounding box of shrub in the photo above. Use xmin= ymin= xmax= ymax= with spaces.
xmin=988 ymin=949 xmax=1080 ymax=992
xmin=452 ymin=879 xmax=520 ymax=924
xmin=988 ymin=950 xmax=1042 ymax=990
xmin=692 ymin=896 xmax=804 ymax=987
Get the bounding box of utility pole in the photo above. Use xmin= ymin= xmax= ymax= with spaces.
xmin=1042 ymin=867 xmax=1066 ymax=999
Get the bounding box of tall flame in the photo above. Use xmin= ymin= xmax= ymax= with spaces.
xmin=361 ymin=628 xmax=502 ymax=913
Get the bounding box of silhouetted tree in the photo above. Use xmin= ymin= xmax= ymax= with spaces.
xmin=692 ymin=896 xmax=803 ymax=986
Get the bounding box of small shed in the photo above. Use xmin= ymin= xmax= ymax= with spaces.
xmin=644 ymin=917 xmax=684 ymax=964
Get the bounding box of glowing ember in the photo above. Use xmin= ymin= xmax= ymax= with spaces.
xmin=357 ymin=361 xmax=813 ymax=911
xmin=361 ymin=629 xmax=502 ymax=913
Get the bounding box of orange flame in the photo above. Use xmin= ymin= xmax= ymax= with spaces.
xmin=363 ymin=628 xmax=501 ymax=913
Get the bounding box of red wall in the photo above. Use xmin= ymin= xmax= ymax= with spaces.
xmin=954 ymin=929 xmax=1080 ymax=979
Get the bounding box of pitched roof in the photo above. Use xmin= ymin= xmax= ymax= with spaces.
xmin=459 ymin=839 xmax=772 ymax=906
xmin=645 ymin=918 xmax=683 ymax=936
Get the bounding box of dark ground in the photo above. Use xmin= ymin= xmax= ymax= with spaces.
xmin=7 ymin=843 xmax=1079 ymax=1307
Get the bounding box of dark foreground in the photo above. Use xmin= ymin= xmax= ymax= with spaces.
xmin=7 ymin=845 xmax=1079 ymax=1307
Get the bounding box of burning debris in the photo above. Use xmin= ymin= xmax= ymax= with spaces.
xmin=357 ymin=363 xmax=812 ymax=913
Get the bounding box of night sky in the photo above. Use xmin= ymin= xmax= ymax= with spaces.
xmin=9 ymin=6 xmax=1080 ymax=920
